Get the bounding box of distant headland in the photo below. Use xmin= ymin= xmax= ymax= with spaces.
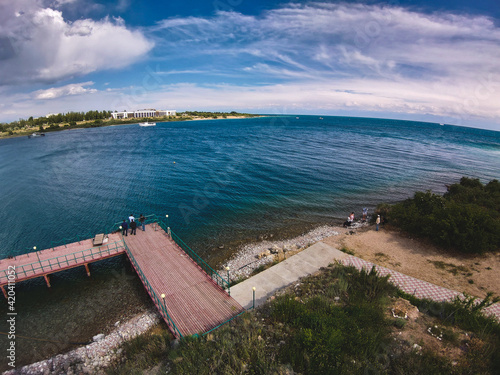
xmin=0 ymin=110 xmax=261 ymax=139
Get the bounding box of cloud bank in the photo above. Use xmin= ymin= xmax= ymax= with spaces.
xmin=2 ymin=2 xmax=499 ymax=129
xmin=146 ymin=3 xmax=500 ymax=126
xmin=0 ymin=0 xmax=153 ymax=85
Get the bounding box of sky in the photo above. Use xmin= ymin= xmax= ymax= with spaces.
xmin=0 ymin=0 xmax=499 ymax=130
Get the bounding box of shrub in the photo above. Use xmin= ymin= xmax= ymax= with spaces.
xmin=386 ymin=178 xmax=500 ymax=253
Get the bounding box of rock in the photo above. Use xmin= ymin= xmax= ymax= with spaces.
xmin=93 ymin=334 xmax=105 ymax=342
xmin=171 ymin=339 xmax=180 ymax=349
xmin=392 ymin=298 xmax=420 ymax=321
xmin=270 ymin=245 xmax=280 ymax=254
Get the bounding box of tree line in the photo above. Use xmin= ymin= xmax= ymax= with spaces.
xmin=376 ymin=177 xmax=500 ymax=254
xmin=0 ymin=110 xmax=112 ymax=133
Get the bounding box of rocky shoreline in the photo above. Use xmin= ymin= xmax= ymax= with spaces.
xmin=4 ymin=312 xmax=160 ymax=375
xmin=5 ymin=222 xmax=366 ymax=374
xmin=218 ymin=222 xmax=368 ymax=281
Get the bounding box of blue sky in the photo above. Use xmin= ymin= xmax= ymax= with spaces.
xmin=0 ymin=0 xmax=499 ymax=130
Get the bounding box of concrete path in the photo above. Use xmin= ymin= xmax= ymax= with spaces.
xmin=230 ymin=242 xmax=349 ymax=309
xmin=230 ymin=242 xmax=500 ymax=321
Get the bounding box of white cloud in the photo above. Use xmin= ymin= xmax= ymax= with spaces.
xmin=34 ymin=81 xmax=97 ymax=100
xmin=0 ymin=0 xmax=153 ymax=85
xmin=148 ymin=3 xmax=500 ymax=126
xmin=1 ymin=2 xmax=500 ymax=130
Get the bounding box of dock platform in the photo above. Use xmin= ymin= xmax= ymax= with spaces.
xmin=124 ymin=224 xmax=244 ymax=337
xmin=0 ymin=232 xmax=125 ymax=289
xmin=0 ymin=218 xmax=244 ymax=338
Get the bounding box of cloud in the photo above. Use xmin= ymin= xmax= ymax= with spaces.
xmin=34 ymin=81 xmax=97 ymax=100
xmin=2 ymin=2 xmax=500 ymax=130
xmin=147 ymin=2 xmax=500 ymax=126
xmin=0 ymin=0 xmax=153 ymax=85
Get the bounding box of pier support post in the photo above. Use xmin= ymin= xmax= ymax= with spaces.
xmin=44 ymin=274 xmax=51 ymax=287
xmin=84 ymin=263 xmax=91 ymax=277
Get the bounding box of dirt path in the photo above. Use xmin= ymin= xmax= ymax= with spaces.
xmin=322 ymin=225 xmax=500 ymax=299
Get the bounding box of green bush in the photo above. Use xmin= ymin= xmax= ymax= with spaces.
xmin=385 ymin=177 xmax=500 ymax=253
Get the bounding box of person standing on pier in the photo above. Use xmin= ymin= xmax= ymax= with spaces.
xmin=129 ymin=214 xmax=135 ymax=223
xmin=130 ymin=220 xmax=137 ymax=235
xmin=139 ymin=214 xmax=146 ymax=231
xmin=121 ymin=220 xmax=128 ymax=236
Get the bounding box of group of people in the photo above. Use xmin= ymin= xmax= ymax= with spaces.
xmin=342 ymin=207 xmax=384 ymax=231
xmin=121 ymin=214 xmax=146 ymax=236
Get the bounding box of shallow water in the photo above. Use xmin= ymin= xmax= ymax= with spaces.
xmin=0 ymin=116 xmax=499 ymax=369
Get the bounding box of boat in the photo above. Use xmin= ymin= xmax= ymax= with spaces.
xmin=139 ymin=121 xmax=156 ymax=127
xmin=27 ymin=132 xmax=45 ymax=138
xmin=319 ymin=117 xmax=323 ymax=120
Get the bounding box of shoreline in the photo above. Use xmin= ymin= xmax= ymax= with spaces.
xmin=0 ymin=115 xmax=264 ymax=140
xmin=6 ymin=218 xmax=499 ymax=373
xmin=4 ymin=221 xmax=356 ymax=374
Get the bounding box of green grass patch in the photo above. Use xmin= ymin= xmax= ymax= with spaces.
xmin=108 ymin=265 xmax=500 ymax=374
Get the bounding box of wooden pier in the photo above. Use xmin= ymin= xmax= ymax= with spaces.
xmin=124 ymin=224 xmax=244 ymax=337
xmin=0 ymin=220 xmax=244 ymax=338
xmin=0 ymin=232 xmax=125 ymax=292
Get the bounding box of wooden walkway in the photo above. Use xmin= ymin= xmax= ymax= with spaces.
xmin=124 ymin=224 xmax=244 ymax=337
xmin=0 ymin=232 xmax=125 ymax=290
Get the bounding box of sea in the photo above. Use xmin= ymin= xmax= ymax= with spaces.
xmin=0 ymin=115 xmax=499 ymax=369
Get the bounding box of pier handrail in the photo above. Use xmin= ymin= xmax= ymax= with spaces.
xmin=48 ymin=232 xmax=95 ymax=250
xmin=110 ymin=214 xmax=230 ymax=291
xmin=121 ymin=241 xmax=184 ymax=339
xmin=168 ymin=229 xmax=230 ymax=292
xmin=108 ymin=214 xmax=158 ymax=234
xmin=2 ymin=240 xmax=125 ymax=282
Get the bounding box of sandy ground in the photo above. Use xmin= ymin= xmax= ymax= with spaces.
xmin=322 ymin=225 xmax=500 ymax=299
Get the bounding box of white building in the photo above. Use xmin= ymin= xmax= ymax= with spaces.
xmin=111 ymin=109 xmax=176 ymax=119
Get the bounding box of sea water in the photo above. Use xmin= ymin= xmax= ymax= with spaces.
xmin=0 ymin=116 xmax=499 ymax=368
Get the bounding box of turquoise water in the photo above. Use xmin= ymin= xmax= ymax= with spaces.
xmin=0 ymin=116 xmax=499 ymax=368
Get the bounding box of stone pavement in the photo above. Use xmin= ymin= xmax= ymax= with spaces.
xmin=230 ymin=242 xmax=500 ymax=321
xmin=342 ymin=255 xmax=500 ymax=319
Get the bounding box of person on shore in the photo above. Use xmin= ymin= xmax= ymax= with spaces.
xmin=130 ymin=220 xmax=137 ymax=235
xmin=343 ymin=217 xmax=350 ymax=227
xmin=343 ymin=212 xmax=354 ymax=227
xmin=129 ymin=214 xmax=135 ymax=223
xmin=362 ymin=207 xmax=368 ymax=222
xmin=376 ymin=215 xmax=381 ymax=231
xmin=121 ymin=220 xmax=128 ymax=236
xmin=139 ymin=214 xmax=146 ymax=231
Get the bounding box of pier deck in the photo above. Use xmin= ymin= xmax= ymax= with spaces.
xmin=0 ymin=221 xmax=244 ymax=338
xmin=0 ymin=232 xmax=125 ymax=287
xmin=124 ymin=225 xmax=244 ymax=337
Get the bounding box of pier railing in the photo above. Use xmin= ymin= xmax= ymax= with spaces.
xmin=3 ymin=240 xmax=125 ymax=282
xmin=108 ymin=214 xmax=159 ymax=234
xmin=168 ymin=229 xmax=230 ymax=292
xmin=109 ymin=214 xmax=230 ymax=292
xmin=121 ymin=241 xmax=183 ymax=339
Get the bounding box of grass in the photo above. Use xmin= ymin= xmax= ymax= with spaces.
xmin=107 ymin=264 xmax=500 ymax=374
xmin=250 ymin=260 xmax=279 ymax=276
xmin=339 ymin=245 xmax=355 ymax=255
xmin=427 ymin=260 xmax=470 ymax=275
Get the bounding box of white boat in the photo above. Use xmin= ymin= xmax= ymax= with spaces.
xmin=139 ymin=121 xmax=156 ymax=127
xmin=27 ymin=132 xmax=45 ymax=138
